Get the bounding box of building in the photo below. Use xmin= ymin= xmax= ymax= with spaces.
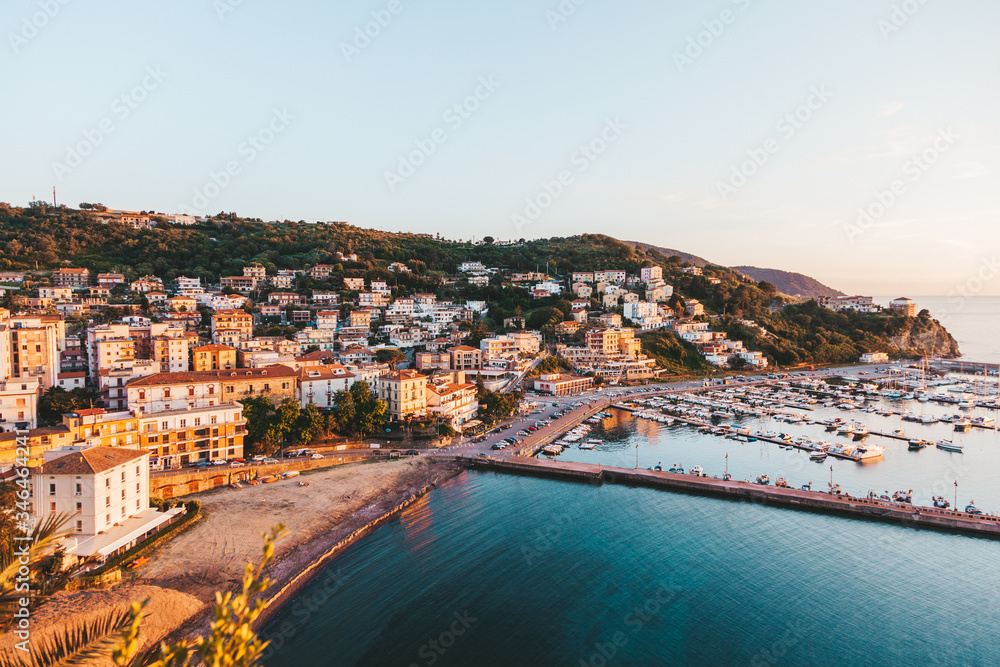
xmin=129 ymin=276 xmax=163 ymax=293
xmin=426 ymin=373 xmax=478 ymax=426
xmin=593 ymin=270 xmax=626 ymax=284
xmin=52 ymin=268 xmax=90 ymax=287
xmin=220 ymin=276 xmax=256 ymax=294
xmin=297 ymin=364 xmax=355 ymax=409
xmin=175 ymin=276 xmax=201 ymax=293
xmin=458 ymin=261 xmax=487 ymax=273
xmin=316 ymin=311 xmax=339 ymax=330
xmin=533 ymin=373 xmax=594 ymax=396
xmin=140 ymin=403 xmax=246 ymax=469
xmin=640 ymin=266 xmax=663 ymax=283
xmin=349 ymin=310 xmax=372 ymax=330
xmin=0 ymin=313 xmax=63 ymax=391
xmin=571 ymin=272 xmax=594 ymax=283
xmin=816 ymin=295 xmax=877 ymax=314
xmin=126 ymin=366 xmax=297 ymax=412
xmin=685 ymin=299 xmax=705 ymax=317
xmin=211 ymin=310 xmax=253 ymax=344
xmin=38 ymin=286 xmax=72 ymax=302
xmin=308 ymin=264 xmax=333 ymax=280
xmin=378 ymin=369 xmax=427 ymax=420
xmin=447 ymin=345 xmax=482 ymax=370
xmin=890 ymin=297 xmax=916 ymax=317
xmin=0 ymin=378 xmax=40 ymax=431
xmin=242 ymin=264 xmax=267 ymax=288
xmin=270 ymin=270 xmax=297 ymax=289
xmin=343 ymin=277 xmax=365 ymax=291
xmin=193 ymin=344 xmax=238 ymax=371
xmin=860 ymin=352 xmax=890 ymax=364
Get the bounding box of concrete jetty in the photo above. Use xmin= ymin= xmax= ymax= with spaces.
xmin=471 ymin=456 xmax=1000 ymax=540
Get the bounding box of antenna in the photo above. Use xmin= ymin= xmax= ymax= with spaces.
xmin=53 ymin=186 xmax=57 ymax=207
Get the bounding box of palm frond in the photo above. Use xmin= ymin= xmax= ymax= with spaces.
xmin=0 ymin=605 xmax=138 ymax=667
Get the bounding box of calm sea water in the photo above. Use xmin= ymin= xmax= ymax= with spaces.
xmin=263 ymin=301 xmax=1000 ymax=666
xmin=876 ymin=296 xmax=1000 ymax=365
xmin=263 ymin=471 xmax=1000 ymax=667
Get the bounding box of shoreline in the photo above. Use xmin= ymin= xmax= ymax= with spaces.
xmin=144 ymin=458 xmax=464 ymax=654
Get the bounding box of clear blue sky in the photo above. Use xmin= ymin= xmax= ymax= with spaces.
xmin=5 ymin=0 xmax=998 ymax=295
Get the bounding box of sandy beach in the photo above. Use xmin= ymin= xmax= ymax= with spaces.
xmin=0 ymin=457 xmax=462 ymax=664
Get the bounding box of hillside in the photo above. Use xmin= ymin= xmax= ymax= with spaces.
xmin=625 ymin=241 xmax=709 ymax=267
xmin=0 ymin=202 xmax=959 ymax=364
xmin=731 ymin=266 xmax=844 ymax=299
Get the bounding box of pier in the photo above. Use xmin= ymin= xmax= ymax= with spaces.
xmin=470 ymin=456 xmax=1000 ymax=540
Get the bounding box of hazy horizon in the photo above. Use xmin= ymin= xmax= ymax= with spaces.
xmin=5 ymin=0 xmax=998 ymax=296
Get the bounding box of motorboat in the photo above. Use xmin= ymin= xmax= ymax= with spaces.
xmin=965 ymin=504 xmax=983 ymax=515
xmin=809 ymin=451 xmax=828 ymax=462
xmin=689 ymin=465 xmax=704 ymax=477
xmin=908 ymin=439 xmax=929 ymax=451
xmin=775 ymin=476 xmax=788 ymax=488
xmin=936 ymin=440 xmax=964 ymax=453
xmin=755 ymin=474 xmax=771 ymax=485
xmin=933 ymin=496 xmax=950 ymax=509
xmin=853 ymin=444 xmax=885 ymax=460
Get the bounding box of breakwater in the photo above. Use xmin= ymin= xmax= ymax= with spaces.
xmin=472 ymin=456 xmax=1000 ymax=539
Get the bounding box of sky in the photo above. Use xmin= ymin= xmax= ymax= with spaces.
xmin=4 ymin=0 xmax=999 ymax=296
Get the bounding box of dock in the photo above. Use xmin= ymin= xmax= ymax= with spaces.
xmin=470 ymin=456 xmax=1000 ymax=540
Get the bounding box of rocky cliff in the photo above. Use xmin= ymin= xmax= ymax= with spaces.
xmin=885 ymin=317 xmax=960 ymax=358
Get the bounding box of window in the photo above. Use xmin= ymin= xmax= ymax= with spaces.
xmin=139 ymin=390 xmax=146 ymax=400
xmin=76 ymin=502 xmax=82 ymax=513
xmin=136 ymin=466 xmax=140 ymax=476
xmin=180 ymin=419 xmax=186 ymax=428
xmin=136 ymin=482 xmax=140 ymax=492
xmin=263 ymin=384 xmax=270 ymax=392
xmin=106 ymin=478 xmax=111 ymax=488
xmin=50 ymin=502 xmax=56 ymax=512
xmin=49 ymin=483 xmax=55 ymax=496
xmin=211 ymin=416 xmax=217 ymax=425
xmin=106 ymin=497 xmax=111 ymax=507
xmin=75 ymin=483 xmax=81 ymax=496
xmin=208 ymin=385 xmax=215 ymax=395
xmin=121 ymin=489 xmax=125 ymax=500
xmin=121 ymin=506 xmax=126 ymax=517
xmin=106 ymin=514 xmax=111 ymax=525
xmin=188 ymin=386 xmax=195 ymax=397
xmin=121 ymin=471 xmax=126 ymax=482
xmin=162 ymin=421 xmax=168 ymax=430
xmin=164 ymin=388 xmax=171 ymax=398
xmin=194 ymin=418 xmax=201 ymax=427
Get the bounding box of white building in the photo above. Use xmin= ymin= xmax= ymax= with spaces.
xmin=298 ymin=364 xmax=355 ymax=409
xmin=33 ymin=446 xmax=181 ymax=562
xmin=860 ymin=352 xmax=889 ymax=364
xmin=0 ymin=378 xmax=40 ymax=431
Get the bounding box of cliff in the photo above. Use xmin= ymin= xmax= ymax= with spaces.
xmin=885 ymin=316 xmax=960 ymax=358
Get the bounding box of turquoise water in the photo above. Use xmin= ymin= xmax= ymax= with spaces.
xmin=263 ymin=471 xmax=1000 ymax=666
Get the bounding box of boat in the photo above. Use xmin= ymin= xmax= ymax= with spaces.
xmin=893 ymin=429 xmax=906 ymax=437
xmin=282 ymin=470 xmax=300 ymax=478
xmin=828 ymin=483 xmax=843 ymax=495
xmin=908 ymin=439 xmax=929 ymax=451
xmin=933 ymin=496 xmax=950 ymax=509
xmin=892 ymin=490 xmax=912 ymax=503
xmin=809 ymin=451 xmax=828 ymax=462
xmin=775 ymin=476 xmax=788 ymax=488
xmin=668 ymin=466 xmax=685 ymax=474
xmin=935 ymin=440 xmax=964 ymax=453
xmin=801 ymin=482 xmax=812 ymax=491
xmin=722 ymin=472 xmax=732 ymax=481
xmin=689 ymin=465 xmax=704 ymax=477
xmin=755 ymin=474 xmax=771 ymax=486
xmin=965 ymin=504 xmax=983 ymax=515
xmin=853 ymin=444 xmax=885 ymax=460
xmin=953 ymin=418 xmax=971 ymax=432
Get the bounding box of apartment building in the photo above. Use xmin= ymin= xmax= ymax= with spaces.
xmin=126 ymin=366 xmax=297 ymax=412
xmin=297 ymin=364 xmax=355 ymax=409
xmin=378 ymin=369 xmax=427 ymax=420
xmin=52 ymin=267 xmax=90 ymax=287
xmin=140 ymin=403 xmax=247 ymax=469
xmin=192 ymin=344 xmax=238 ymax=371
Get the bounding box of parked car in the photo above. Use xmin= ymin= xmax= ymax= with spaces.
xmin=405 ymin=450 xmax=419 ymax=456
xmin=212 ymin=459 xmax=227 ymax=466
xmin=261 ymin=457 xmax=278 ymax=464
xmin=310 ymin=453 xmax=323 ymax=459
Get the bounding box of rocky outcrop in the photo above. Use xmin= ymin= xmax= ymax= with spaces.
xmin=885 ymin=317 xmax=960 ymax=358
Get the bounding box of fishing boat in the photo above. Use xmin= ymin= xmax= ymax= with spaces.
xmin=935 ymin=440 xmax=964 ymax=453
xmin=933 ymin=496 xmax=950 ymax=509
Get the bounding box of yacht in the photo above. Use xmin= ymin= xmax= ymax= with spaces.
xmin=853 ymin=444 xmax=885 ymax=460
xmin=935 ymin=440 xmax=964 ymax=453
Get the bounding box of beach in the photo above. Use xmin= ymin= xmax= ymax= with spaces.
xmin=0 ymin=457 xmax=461 ymax=664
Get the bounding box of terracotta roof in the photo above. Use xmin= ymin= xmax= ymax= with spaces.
xmin=37 ymin=447 xmax=147 ymax=475
xmin=193 ymin=344 xmax=237 ymax=352
xmin=299 ymin=365 xmax=354 ymax=381
xmin=449 ymin=345 xmax=479 ymax=352
xmin=73 ymin=408 xmax=106 ymax=417
xmin=126 ymin=364 xmax=296 ymax=387
xmin=296 ymin=350 xmax=334 ymax=361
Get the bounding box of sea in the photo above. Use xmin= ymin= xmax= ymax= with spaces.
xmin=263 ymin=298 xmax=1000 ymax=667
xmin=875 ymin=295 xmax=1000 ymax=365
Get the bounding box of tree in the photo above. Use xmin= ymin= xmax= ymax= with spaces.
xmin=375 ymin=348 xmax=406 ymax=370
xmin=482 ymin=236 xmax=494 ymax=244
xmin=347 ymin=381 xmax=387 ymax=436
xmin=294 ymin=403 xmax=325 ymax=447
